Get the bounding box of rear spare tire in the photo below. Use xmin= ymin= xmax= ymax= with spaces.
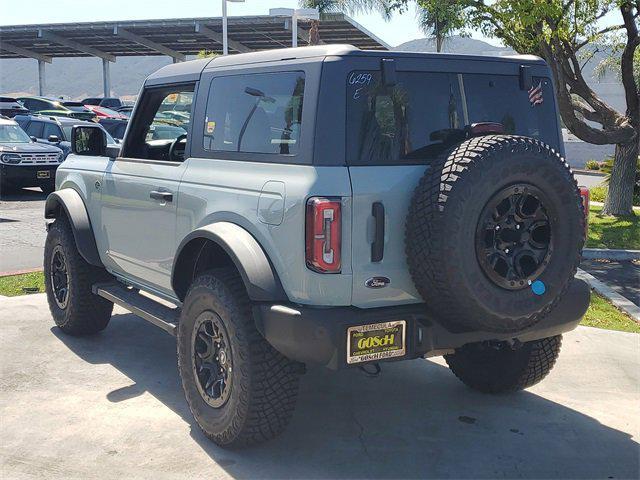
xmin=406 ymin=135 xmax=584 ymax=333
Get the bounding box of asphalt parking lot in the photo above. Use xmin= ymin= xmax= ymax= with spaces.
xmin=1 ymin=293 xmax=638 ymax=480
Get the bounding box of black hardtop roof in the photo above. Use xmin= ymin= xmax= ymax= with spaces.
xmin=145 ymin=44 xmax=545 ymax=85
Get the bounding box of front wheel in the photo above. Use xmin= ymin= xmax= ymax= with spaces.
xmin=445 ymin=335 xmax=562 ymax=393
xmin=44 ymin=216 xmax=113 ymax=335
xmin=177 ymin=269 xmax=302 ymax=448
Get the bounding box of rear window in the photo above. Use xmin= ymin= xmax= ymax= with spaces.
xmin=203 ymin=71 xmax=305 ymax=155
xmin=346 ymin=71 xmax=558 ymax=165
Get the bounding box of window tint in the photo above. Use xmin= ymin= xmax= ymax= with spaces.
xmin=42 ymin=122 xmax=63 ymax=139
xmin=347 ymin=71 xmax=558 ymax=165
xmin=463 ymin=74 xmax=556 ymax=141
xmin=25 ymin=121 xmax=44 ymax=138
xmin=203 ymin=72 xmax=305 ymax=155
xmin=122 ymin=85 xmax=194 ymax=162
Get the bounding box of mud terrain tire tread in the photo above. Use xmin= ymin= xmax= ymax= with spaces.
xmin=44 ymin=216 xmax=113 ymax=335
xmin=177 ymin=268 xmax=301 ymax=448
xmin=405 ymin=135 xmax=585 ymax=333
xmin=445 ymin=335 xmax=562 ymax=393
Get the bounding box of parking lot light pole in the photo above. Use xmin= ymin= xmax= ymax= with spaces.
xmin=222 ymin=0 xmax=245 ymax=55
xmin=269 ymin=7 xmax=320 ymax=48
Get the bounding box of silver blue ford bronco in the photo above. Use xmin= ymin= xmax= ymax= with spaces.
xmin=43 ymin=45 xmax=590 ymax=447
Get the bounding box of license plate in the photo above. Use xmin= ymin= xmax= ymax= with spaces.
xmin=347 ymin=320 xmax=406 ymax=364
xmin=37 ymin=171 xmax=50 ymax=179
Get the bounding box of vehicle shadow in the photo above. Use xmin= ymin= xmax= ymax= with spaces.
xmin=52 ymin=312 xmax=639 ymax=479
xmin=0 ymin=186 xmax=47 ymax=201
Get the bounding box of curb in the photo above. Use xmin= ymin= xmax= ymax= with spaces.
xmin=573 ymin=169 xmax=607 ymax=177
xmin=576 ymin=269 xmax=640 ymax=322
xmin=0 ymin=267 xmax=43 ymax=278
xmin=582 ymin=249 xmax=640 ymax=261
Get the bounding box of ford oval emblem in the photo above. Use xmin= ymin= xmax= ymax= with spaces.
xmin=365 ymin=277 xmax=390 ymax=289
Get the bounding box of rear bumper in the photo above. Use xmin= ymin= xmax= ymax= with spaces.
xmin=0 ymin=164 xmax=58 ymax=186
xmin=254 ymin=278 xmax=590 ymax=369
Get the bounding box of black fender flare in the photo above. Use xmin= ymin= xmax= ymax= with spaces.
xmin=172 ymin=222 xmax=287 ymax=302
xmin=44 ymin=189 xmax=103 ymax=267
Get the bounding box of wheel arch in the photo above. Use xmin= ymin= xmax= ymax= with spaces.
xmin=44 ymin=189 xmax=103 ymax=267
xmin=172 ymin=222 xmax=287 ymax=303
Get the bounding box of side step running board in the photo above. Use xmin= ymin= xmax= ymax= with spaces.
xmin=93 ymin=282 xmax=180 ymax=336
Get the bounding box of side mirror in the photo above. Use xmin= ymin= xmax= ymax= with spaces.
xmin=71 ymin=125 xmax=106 ymax=156
xmin=30 ymin=136 xmax=38 ymax=142
xmin=47 ymin=135 xmax=60 ymax=143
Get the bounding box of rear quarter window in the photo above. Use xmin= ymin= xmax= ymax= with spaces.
xmin=346 ymin=70 xmax=558 ymax=166
xmin=202 ymin=71 xmax=305 ymax=155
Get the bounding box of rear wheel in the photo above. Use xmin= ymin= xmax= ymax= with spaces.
xmin=445 ymin=335 xmax=562 ymax=393
xmin=44 ymin=216 xmax=113 ymax=335
xmin=177 ymin=269 xmax=301 ymax=448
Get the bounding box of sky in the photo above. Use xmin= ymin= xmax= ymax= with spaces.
xmin=0 ymin=0 xmax=502 ymax=48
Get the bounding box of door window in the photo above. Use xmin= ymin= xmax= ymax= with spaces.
xmin=122 ymin=85 xmax=193 ymax=162
xmin=42 ymin=123 xmax=63 ymax=140
xmin=25 ymin=121 xmax=44 ymax=138
xmin=203 ymin=72 xmax=305 ymax=155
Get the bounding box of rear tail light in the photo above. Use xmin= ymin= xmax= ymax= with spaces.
xmin=306 ymin=197 xmax=342 ymax=273
xmin=579 ymin=186 xmax=590 ymax=236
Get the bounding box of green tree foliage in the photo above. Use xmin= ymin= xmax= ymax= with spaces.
xmin=416 ymin=1 xmax=468 ymax=52
xmin=299 ymin=0 xmax=401 ymax=44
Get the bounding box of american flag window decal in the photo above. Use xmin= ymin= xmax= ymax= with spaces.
xmin=528 ymin=81 xmax=544 ymax=107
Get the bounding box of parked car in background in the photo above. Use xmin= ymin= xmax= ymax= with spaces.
xmin=14 ymin=114 xmax=117 ymax=159
xmin=81 ymin=97 xmax=123 ymax=109
xmin=85 ymin=104 xmax=127 ymax=119
xmin=0 ymin=97 xmax=30 ymax=117
xmin=60 ymin=101 xmax=97 ymax=121
xmin=0 ymin=117 xmax=62 ymax=194
xmin=17 ymin=96 xmax=96 ymax=121
xmin=98 ymin=117 xmax=127 ymax=140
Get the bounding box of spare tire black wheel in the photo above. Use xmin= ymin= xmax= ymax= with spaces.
xmin=406 ymin=135 xmax=585 ymax=333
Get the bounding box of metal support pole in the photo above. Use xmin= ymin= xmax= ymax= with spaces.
xmin=292 ymin=11 xmax=298 ymax=48
xmin=222 ymin=0 xmax=229 ymax=55
xmin=102 ymin=58 xmax=111 ymax=98
xmin=38 ymin=59 xmax=46 ymax=96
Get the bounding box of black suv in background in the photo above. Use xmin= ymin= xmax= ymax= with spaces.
xmin=0 ymin=97 xmax=29 ymax=117
xmin=15 ymin=115 xmax=118 ymax=159
xmin=0 ymin=117 xmax=62 ymax=194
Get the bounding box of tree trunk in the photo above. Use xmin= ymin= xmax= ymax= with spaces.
xmin=308 ymin=20 xmax=320 ymax=46
xmin=436 ymin=35 xmax=443 ymax=52
xmin=602 ymin=140 xmax=638 ymax=216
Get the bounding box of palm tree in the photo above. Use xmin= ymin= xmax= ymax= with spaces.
xmin=300 ymin=0 xmax=398 ymax=45
xmin=416 ymin=2 xmax=466 ymax=53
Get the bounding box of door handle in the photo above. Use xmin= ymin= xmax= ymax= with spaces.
xmin=371 ymin=202 xmax=385 ymax=262
xmin=150 ymin=190 xmax=173 ymax=202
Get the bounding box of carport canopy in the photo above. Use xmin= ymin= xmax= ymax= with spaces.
xmin=0 ymin=13 xmax=389 ymax=97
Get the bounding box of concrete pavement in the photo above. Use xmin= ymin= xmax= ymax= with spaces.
xmin=1 ymin=293 xmax=638 ymax=479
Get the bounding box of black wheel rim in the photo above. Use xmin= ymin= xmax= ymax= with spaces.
xmin=475 ymin=184 xmax=553 ymax=290
xmin=192 ymin=312 xmax=232 ymax=408
xmin=50 ymin=245 xmax=69 ymax=309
